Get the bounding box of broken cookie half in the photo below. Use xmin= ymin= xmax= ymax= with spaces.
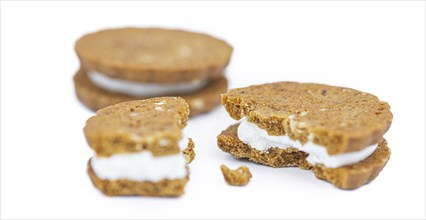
xmin=84 ymin=97 xmax=195 ymax=196
xmin=217 ymin=82 xmax=392 ymax=189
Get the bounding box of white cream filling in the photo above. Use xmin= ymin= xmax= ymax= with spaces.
xmin=91 ymin=135 xmax=189 ymax=182
xmin=237 ymin=119 xmax=378 ymax=168
xmin=87 ymin=70 xmax=209 ymax=96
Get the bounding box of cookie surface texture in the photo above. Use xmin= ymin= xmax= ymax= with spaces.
xmin=217 ymin=124 xmax=390 ymax=189
xmin=75 ymin=27 xmax=233 ymax=83
xmin=218 ymin=82 xmax=392 ymax=189
xmin=221 ymin=82 xmax=392 ymax=154
xmin=84 ymin=97 xmax=193 ymax=196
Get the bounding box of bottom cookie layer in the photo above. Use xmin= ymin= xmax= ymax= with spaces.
xmin=217 ymin=124 xmax=391 ymax=190
xmin=88 ymin=160 xmax=188 ymax=197
xmin=74 ymin=69 xmax=228 ymax=116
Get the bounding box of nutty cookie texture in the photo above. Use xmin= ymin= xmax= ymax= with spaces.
xmin=220 ymin=164 xmax=252 ymax=186
xmin=84 ymin=97 xmax=190 ymax=157
xmin=73 ymin=27 xmax=232 ymax=115
xmin=183 ymin=139 xmax=196 ymax=164
xmin=85 ymin=97 xmax=194 ymax=196
xmin=218 ymin=82 xmax=392 ymax=189
xmin=217 ymin=124 xmax=390 ymax=189
xmin=221 ymin=82 xmax=392 ymax=154
xmin=75 ymin=28 xmax=233 ymax=83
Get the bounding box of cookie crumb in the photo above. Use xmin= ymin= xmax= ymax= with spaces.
xmin=183 ymin=138 xmax=195 ymax=164
xmin=220 ymin=165 xmax=252 ymax=186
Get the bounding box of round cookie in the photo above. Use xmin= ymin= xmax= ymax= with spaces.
xmin=74 ymin=69 xmax=228 ymax=116
xmin=75 ymin=27 xmax=233 ymax=83
xmin=84 ymin=97 xmax=190 ymax=157
xmin=84 ymin=97 xmax=194 ymax=196
xmin=221 ymin=82 xmax=393 ymax=154
xmin=218 ymin=82 xmax=393 ymax=189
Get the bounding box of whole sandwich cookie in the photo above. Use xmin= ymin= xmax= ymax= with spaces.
xmin=217 ymin=82 xmax=392 ymax=189
xmin=74 ymin=27 xmax=232 ymax=116
xmin=84 ymin=97 xmax=195 ymax=196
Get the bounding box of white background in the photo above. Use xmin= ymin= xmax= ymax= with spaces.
xmin=1 ymin=1 xmax=425 ymax=219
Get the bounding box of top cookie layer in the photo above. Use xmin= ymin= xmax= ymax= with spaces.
xmin=84 ymin=97 xmax=189 ymax=157
xmin=221 ymin=82 xmax=392 ymax=155
xmin=75 ymin=28 xmax=233 ymax=84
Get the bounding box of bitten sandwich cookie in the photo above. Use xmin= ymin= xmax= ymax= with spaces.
xmin=74 ymin=27 xmax=232 ymax=116
xmin=217 ymin=82 xmax=392 ymax=189
xmin=84 ymin=97 xmax=195 ymax=196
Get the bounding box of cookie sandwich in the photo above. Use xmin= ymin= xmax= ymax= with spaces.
xmin=84 ymin=97 xmax=195 ymax=196
xmin=217 ymin=82 xmax=392 ymax=189
xmin=74 ymin=27 xmax=232 ymax=116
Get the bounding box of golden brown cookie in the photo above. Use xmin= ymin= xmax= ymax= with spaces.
xmin=84 ymin=97 xmax=195 ymax=196
xmin=222 ymin=82 xmax=392 ymax=154
xmin=217 ymin=124 xmax=390 ymax=189
xmin=74 ymin=69 xmax=228 ymax=116
xmin=183 ymin=139 xmax=196 ymax=164
xmin=84 ymin=97 xmax=189 ymax=157
xmin=75 ymin=27 xmax=233 ymax=83
xmin=74 ymin=27 xmax=232 ymax=115
xmin=220 ymin=164 xmax=252 ymax=186
xmin=218 ymin=82 xmax=392 ymax=189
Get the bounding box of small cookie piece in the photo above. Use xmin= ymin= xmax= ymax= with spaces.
xmin=84 ymin=97 xmax=195 ymax=196
xmin=220 ymin=165 xmax=252 ymax=186
xmin=183 ymin=138 xmax=196 ymax=164
xmin=218 ymin=82 xmax=392 ymax=189
xmin=74 ymin=27 xmax=233 ymax=116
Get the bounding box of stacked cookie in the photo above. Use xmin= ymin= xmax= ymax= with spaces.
xmin=74 ymin=28 xmax=233 ymax=116
xmin=218 ymin=82 xmax=392 ymax=189
xmin=84 ymin=97 xmax=194 ymax=196
xmin=76 ymin=28 xmax=393 ymax=193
